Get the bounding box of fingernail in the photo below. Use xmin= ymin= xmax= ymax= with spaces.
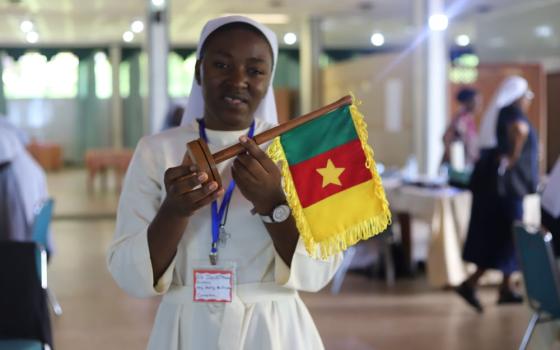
xmin=240 ymin=135 xmax=248 ymax=143
xmin=198 ymin=172 xmax=207 ymax=181
xmin=209 ymin=182 xmax=218 ymax=190
xmin=190 ymin=165 xmax=197 ymax=172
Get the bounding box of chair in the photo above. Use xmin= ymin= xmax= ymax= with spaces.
xmin=30 ymin=199 xmax=62 ymax=316
xmin=513 ymin=224 xmax=560 ymax=350
xmin=331 ymin=226 xmax=395 ymax=294
xmin=0 ymin=241 xmax=53 ymax=349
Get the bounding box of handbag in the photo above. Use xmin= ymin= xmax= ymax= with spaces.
xmin=497 ymin=161 xmax=537 ymax=198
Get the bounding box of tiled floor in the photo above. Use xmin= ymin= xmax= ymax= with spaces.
xmin=46 ymin=169 xmax=547 ymax=350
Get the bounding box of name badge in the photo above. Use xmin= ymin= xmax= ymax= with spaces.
xmin=193 ymin=269 xmax=233 ymax=303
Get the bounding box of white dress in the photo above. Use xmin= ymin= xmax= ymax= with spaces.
xmin=107 ymin=119 xmax=343 ymax=350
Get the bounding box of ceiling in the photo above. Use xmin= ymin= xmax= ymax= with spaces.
xmin=0 ymin=0 xmax=558 ymax=62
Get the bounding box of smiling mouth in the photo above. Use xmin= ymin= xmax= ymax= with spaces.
xmin=224 ymin=95 xmax=248 ymax=107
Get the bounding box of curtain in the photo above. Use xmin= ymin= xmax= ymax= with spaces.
xmin=0 ymin=55 xmax=7 ymax=116
xmin=273 ymin=51 xmax=300 ymax=89
xmin=76 ymin=53 xmax=101 ymax=161
xmin=122 ymin=52 xmax=145 ymax=148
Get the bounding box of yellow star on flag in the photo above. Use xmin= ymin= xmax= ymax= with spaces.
xmin=316 ymin=159 xmax=345 ymax=187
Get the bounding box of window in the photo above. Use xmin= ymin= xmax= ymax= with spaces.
xmin=2 ymin=52 xmax=79 ymax=98
xmin=168 ymin=52 xmax=196 ymax=98
xmin=94 ymin=52 xmax=112 ymax=99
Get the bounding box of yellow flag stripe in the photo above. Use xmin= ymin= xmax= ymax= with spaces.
xmin=302 ymin=179 xmax=385 ymax=242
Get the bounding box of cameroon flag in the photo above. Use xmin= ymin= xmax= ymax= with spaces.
xmin=267 ymin=99 xmax=391 ymax=258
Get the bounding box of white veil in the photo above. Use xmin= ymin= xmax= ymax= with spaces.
xmin=180 ymin=16 xmax=279 ymax=126
xmin=478 ymin=75 xmax=529 ymax=149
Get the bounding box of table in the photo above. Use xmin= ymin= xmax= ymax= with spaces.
xmin=385 ymin=183 xmax=471 ymax=288
xmin=384 ymin=179 xmax=541 ymax=288
xmin=27 ymin=141 xmax=63 ymax=171
xmin=84 ymin=149 xmax=133 ymax=192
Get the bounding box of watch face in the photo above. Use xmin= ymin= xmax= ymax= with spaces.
xmin=272 ymin=204 xmax=291 ymax=222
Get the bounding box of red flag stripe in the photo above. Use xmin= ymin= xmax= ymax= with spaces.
xmin=289 ymin=139 xmax=372 ymax=208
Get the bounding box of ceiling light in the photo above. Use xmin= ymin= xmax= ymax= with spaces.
xmin=123 ymin=31 xmax=134 ymax=42
xmin=131 ymin=20 xmax=144 ymax=33
xmin=283 ymin=32 xmax=297 ymax=45
xmin=20 ymin=20 xmax=34 ymax=33
xmin=26 ymin=31 xmax=39 ymax=43
xmin=455 ymin=34 xmax=470 ymax=47
xmin=428 ymin=14 xmax=448 ymax=31
xmin=223 ymin=13 xmax=289 ymax=24
xmin=370 ymin=32 xmax=385 ymax=47
xmin=534 ymin=25 xmax=553 ymax=38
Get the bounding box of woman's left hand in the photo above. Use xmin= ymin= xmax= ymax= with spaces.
xmin=232 ymin=136 xmax=286 ymax=215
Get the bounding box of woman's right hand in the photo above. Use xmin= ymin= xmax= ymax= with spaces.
xmin=162 ymin=163 xmax=224 ymax=218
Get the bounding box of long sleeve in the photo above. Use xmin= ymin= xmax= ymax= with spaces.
xmin=274 ymin=238 xmax=342 ymax=292
xmin=106 ymin=137 xmax=176 ymax=298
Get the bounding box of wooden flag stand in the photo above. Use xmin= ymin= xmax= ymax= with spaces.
xmin=184 ymin=95 xmax=352 ymax=189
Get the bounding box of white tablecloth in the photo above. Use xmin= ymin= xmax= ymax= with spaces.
xmin=384 ymin=181 xmax=540 ymax=288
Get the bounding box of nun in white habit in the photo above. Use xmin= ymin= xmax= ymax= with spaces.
xmin=0 ymin=125 xmax=50 ymax=248
xmin=456 ymin=75 xmax=539 ymax=312
xmin=107 ymin=16 xmax=342 ymax=350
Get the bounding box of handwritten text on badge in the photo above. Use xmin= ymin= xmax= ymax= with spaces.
xmin=193 ymin=270 xmax=233 ymax=303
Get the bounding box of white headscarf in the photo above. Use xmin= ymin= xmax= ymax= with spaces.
xmin=0 ymin=118 xmax=30 ymax=145
xmin=0 ymin=126 xmax=22 ymax=163
xmin=478 ymin=75 xmax=529 ymax=149
xmin=181 ymin=16 xmax=279 ymax=126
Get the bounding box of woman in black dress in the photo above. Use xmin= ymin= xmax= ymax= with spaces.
xmin=455 ymin=76 xmax=539 ymax=313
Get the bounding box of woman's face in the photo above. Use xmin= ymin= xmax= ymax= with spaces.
xmin=196 ymin=27 xmax=273 ymax=130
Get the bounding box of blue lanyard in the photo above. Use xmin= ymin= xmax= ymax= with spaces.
xmin=197 ymin=119 xmax=255 ymax=263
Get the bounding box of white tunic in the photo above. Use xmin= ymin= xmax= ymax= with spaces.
xmin=107 ymin=119 xmax=343 ymax=350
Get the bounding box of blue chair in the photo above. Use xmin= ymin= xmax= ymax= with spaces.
xmin=0 ymin=241 xmax=53 ymax=349
xmin=31 ymin=198 xmax=54 ymax=252
xmin=31 ymin=198 xmax=62 ymax=316
xmin=513 ymin=224 xmax=560 ymax=350
xmin=0 ymin=339 xmax=44 ymax=350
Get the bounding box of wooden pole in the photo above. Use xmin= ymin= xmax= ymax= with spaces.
xmin=213 ymin=95 xmax=352 ymax=163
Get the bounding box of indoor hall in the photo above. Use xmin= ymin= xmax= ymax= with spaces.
xmin=1 ymin=0 xmax=559 ymax=349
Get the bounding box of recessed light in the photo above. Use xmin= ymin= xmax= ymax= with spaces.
xmin=283 ymin=32 xmax=297 ymax=45
xmin=131 ymin=20 xmax=144 ymax=33
xmin=20 ymin=20 xmax=34 ymax=33
xmin=429 ymin=14 xmax=448 ymax=31
xmin=26 ymin=31 xmax=39 ymax=43
xmin=455 ymin=34 xmax=470 ymax=47
xmin=123 ymin=31 xmax=134 ymax=42
xmin=370 ymin=32 xmax=385 ymax=47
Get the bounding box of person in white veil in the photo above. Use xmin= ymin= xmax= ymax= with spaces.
xmin=455 ymin=75 xmax=539 ymax=313
xmin=0 ymin=125 xmax=50 ymax=250
xmin=107 ymin=16 xmax=342 ymax=350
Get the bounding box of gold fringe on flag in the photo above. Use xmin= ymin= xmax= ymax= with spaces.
xmin=266 ymin=96 xmax=391 ymax=259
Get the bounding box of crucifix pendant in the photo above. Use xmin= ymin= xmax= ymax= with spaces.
xmin=219 ymin=225 xmax=231 ymax=247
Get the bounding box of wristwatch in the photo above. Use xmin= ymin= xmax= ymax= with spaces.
xmin=260 ymin=203 xmax=291 ymax=223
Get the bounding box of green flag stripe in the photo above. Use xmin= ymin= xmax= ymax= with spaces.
xmin=280 ymin=105 xmax=357 ymax=165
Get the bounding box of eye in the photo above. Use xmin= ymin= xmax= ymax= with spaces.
xmin=247 ymin=67 xmax=266 ymax=76
xmin=213 ymin=61 xmax=229 ymax=69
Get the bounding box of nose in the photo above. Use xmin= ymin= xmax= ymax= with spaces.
xmin=227 ymin=66 xmax=248 ymax=89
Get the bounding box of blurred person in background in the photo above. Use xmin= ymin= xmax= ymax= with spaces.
xmin=455 ymin=76 xmax=539 ymax=313
xmin=161 ymin=103 xmax=186 ymax=131
xmin=0 ymin=124 xmax=50 ymax=251
xmin=442 ymin=87 xmax=480 ymax=170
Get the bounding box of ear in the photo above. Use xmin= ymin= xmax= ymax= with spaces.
xmin=195 ymin=60 xmax=202 ymax=85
